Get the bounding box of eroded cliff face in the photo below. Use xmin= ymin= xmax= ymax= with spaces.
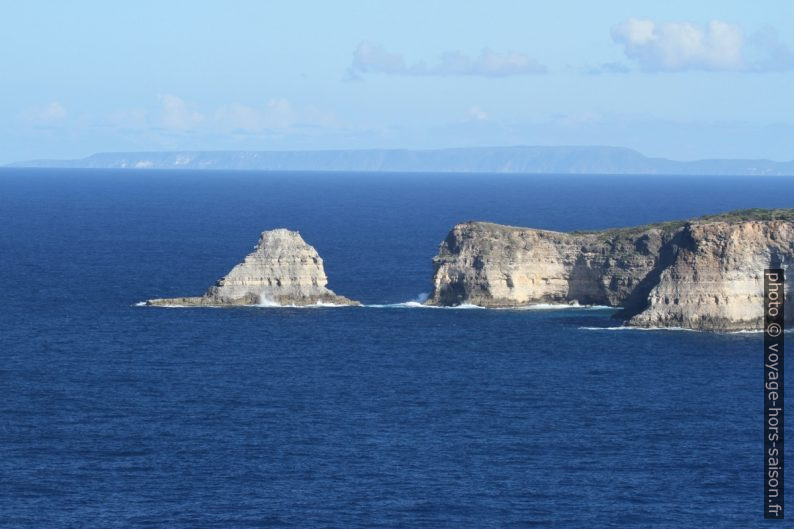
xmin=426 ymin=212 xmax=793 ymax=330
xmin=626 ymin=220 xmax=793 ymax=330
xmin=147 ymin=229 xmax=358 ymax=307
xmin=426 ymin=222 xmax=672 ymax=307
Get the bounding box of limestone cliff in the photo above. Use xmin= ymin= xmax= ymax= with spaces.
xmin=147 ymin=229 xmax=358 ymax=307
xmin=625 ymin=219 xmax=793 ymax=330
xmin=426 ymin=209 xmax=793 ymax=331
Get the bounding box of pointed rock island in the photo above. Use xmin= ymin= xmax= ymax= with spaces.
xmin=425 ymin=209 xmax=793 ymax=331
xmin=147 ymin=229 xmax=359 ymax=307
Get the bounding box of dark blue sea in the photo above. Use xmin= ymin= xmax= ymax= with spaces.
xmin=1 ymin=169 xmax=792 ymax=528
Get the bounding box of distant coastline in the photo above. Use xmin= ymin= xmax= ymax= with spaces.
xmin=7 ymin=145 xmax=794 ymax=175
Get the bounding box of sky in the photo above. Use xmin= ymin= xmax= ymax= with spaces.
xmin=1 ymin=0 xmax=793 ymax=164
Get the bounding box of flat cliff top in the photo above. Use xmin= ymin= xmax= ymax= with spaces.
xmin=459 ymin=208 xmax=794 ymax=239
xmin=694 ymin=208 xmax=794 ymax=222
xmin=574 ymin=208 xmax=794 ymax=239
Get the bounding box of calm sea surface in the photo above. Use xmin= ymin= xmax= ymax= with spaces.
xmin=1 ymin=169 xmax=792 ymax=528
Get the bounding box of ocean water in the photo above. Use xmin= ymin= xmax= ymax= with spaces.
xmin=0 ymin=168 xmax=792 ymax=528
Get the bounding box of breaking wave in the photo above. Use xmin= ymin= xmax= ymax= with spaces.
xmin=366 ymin=302 xmax=485 ymax=309
xmin=499 ymin=303 xmax=615 ymax=311
xmin=365 ymin=292 xmax=485 ymax=309
xmin=137 ymin=304 xmax=221 ymax=309
xmin=255 ymin=294 xmax=355 ymax=308
xmin=363 ymin=295 xmax=613 ymax=311
xmin=134 ymin=297 xmax=352 ymax=309
xmin=581 ymin=326 xmax=793 ymax=334
xmin=138 ymin=292 xmax=621 ymax=311
xmin=578 ymin=326 xmax=699 ymax=332
xmin=257 ymin=295 xmax=281 ymax=307
xmin=725 ymin=329 xmax=793 ymax=334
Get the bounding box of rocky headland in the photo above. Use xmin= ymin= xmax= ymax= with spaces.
xmin=425 ymin=209 xmax=793 ymax=331
xmin=146 ymin=229 xmax=358 ymax=307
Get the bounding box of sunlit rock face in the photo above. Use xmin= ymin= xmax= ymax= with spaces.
xmin=426 ymin=210 xmax=794 ymax=331
xmin=147 ymin=229 xmax=359 ymax=307
xmin=626 ymin=220 xmax=793 ymax=331
xmin=425 ymin=222 xmax=670 ymax=308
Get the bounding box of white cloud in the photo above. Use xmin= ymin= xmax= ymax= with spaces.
xmin=468 ymin=106 xmax=488 ymax=121
xmin=56 ymin=95 xmax=343 ymax=149
xmin=215 ymin=99 xmax=291 ymax=131
xmin=264 ymin=98 xmax=293 ymax=129
xmin=157 ymin=94 xmax=204 ymax=130
xmin=612 ymin=18 xmax=794 ymax=72
xmin=612 ymin=18 xmax=743 ymax=71
xmin=215 ymin=98 xmax=336 ymax=133
xmin=349 ymin=41 xmax=546 ymax=78
xmin=214 ymin=103 xmax=262 ymax=131
xmin=20 ymin=101 xmax=67 ymax=125
xmin=351 ymin=41 xmax=408 ymax=75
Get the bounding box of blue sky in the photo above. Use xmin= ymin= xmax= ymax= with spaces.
xmin=1 ymin=0 xmax=793 ymax=164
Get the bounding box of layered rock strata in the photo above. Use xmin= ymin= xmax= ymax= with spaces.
xmin=147 ymin=229 xmax=358 ymax=307
xmin=426 ymin=210 xmax=793 ymax=331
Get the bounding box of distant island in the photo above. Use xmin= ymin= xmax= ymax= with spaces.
xmin=8 ymin=146 xmax=794 ymax=175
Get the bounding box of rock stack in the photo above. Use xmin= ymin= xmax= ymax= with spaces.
xmin=147 ymin=229 xmax=358 ymax=307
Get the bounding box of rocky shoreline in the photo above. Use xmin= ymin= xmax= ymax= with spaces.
xmin=145 ymin=209 xmax=792 ymax=331
xmin=425 ymin=209 xmax=793 ymax=331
